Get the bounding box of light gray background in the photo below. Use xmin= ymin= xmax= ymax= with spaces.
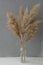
xmin=0 ymin=0 xmax=43 ymax=57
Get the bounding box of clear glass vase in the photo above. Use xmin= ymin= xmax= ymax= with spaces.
xmin=20 ymin=46 xmax=26 ymax=63
xmin=20 ymin=33 xmax=26 ymax=63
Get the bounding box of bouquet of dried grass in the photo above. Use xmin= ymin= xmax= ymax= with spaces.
xmin=7 ymin=3 xmax=41 ymax=62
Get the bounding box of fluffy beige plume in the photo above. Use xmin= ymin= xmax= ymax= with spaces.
xmin=26 ymin=20 xmax=41 ymax=40
xmin=18 ymin=6 xmax=24 ymax=27
xmin=7 ymin=12 xmax=20 ymax=36
xmin=21 ymin=8 xmax=29 ymax=27
xmin=22 ymin=19 xmax=41 ymax=34
xmin=23 ymin=4 xmax=40 ymax=29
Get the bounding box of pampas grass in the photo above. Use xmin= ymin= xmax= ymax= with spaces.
xmin=7 ymin=12 xmax=20 ymax=36
xmin=24 ymin=4 xmax=40 ymax=28
xmin=7 ymin=3 xmax=41 ymax=62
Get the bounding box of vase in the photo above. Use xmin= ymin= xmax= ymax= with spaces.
xmin=20 ymin=34 xmax=26 ymax=62
xmin=20 ymin=33 xmax=26 ymax=63
xmin=20 ymin=46 xmax=26 ymax=63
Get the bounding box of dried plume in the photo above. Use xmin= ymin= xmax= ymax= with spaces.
xmin=7 ymin=3 xmax=41 ymax=41
xmin=7 ymin=12 xmax=20 ymax=36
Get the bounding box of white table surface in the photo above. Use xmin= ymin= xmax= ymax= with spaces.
xmin=0 ymin=57 xmax=43 ymax=65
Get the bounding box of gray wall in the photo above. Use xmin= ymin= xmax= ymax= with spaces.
xmin=0 ymin=0 xmax=43 ymax=57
